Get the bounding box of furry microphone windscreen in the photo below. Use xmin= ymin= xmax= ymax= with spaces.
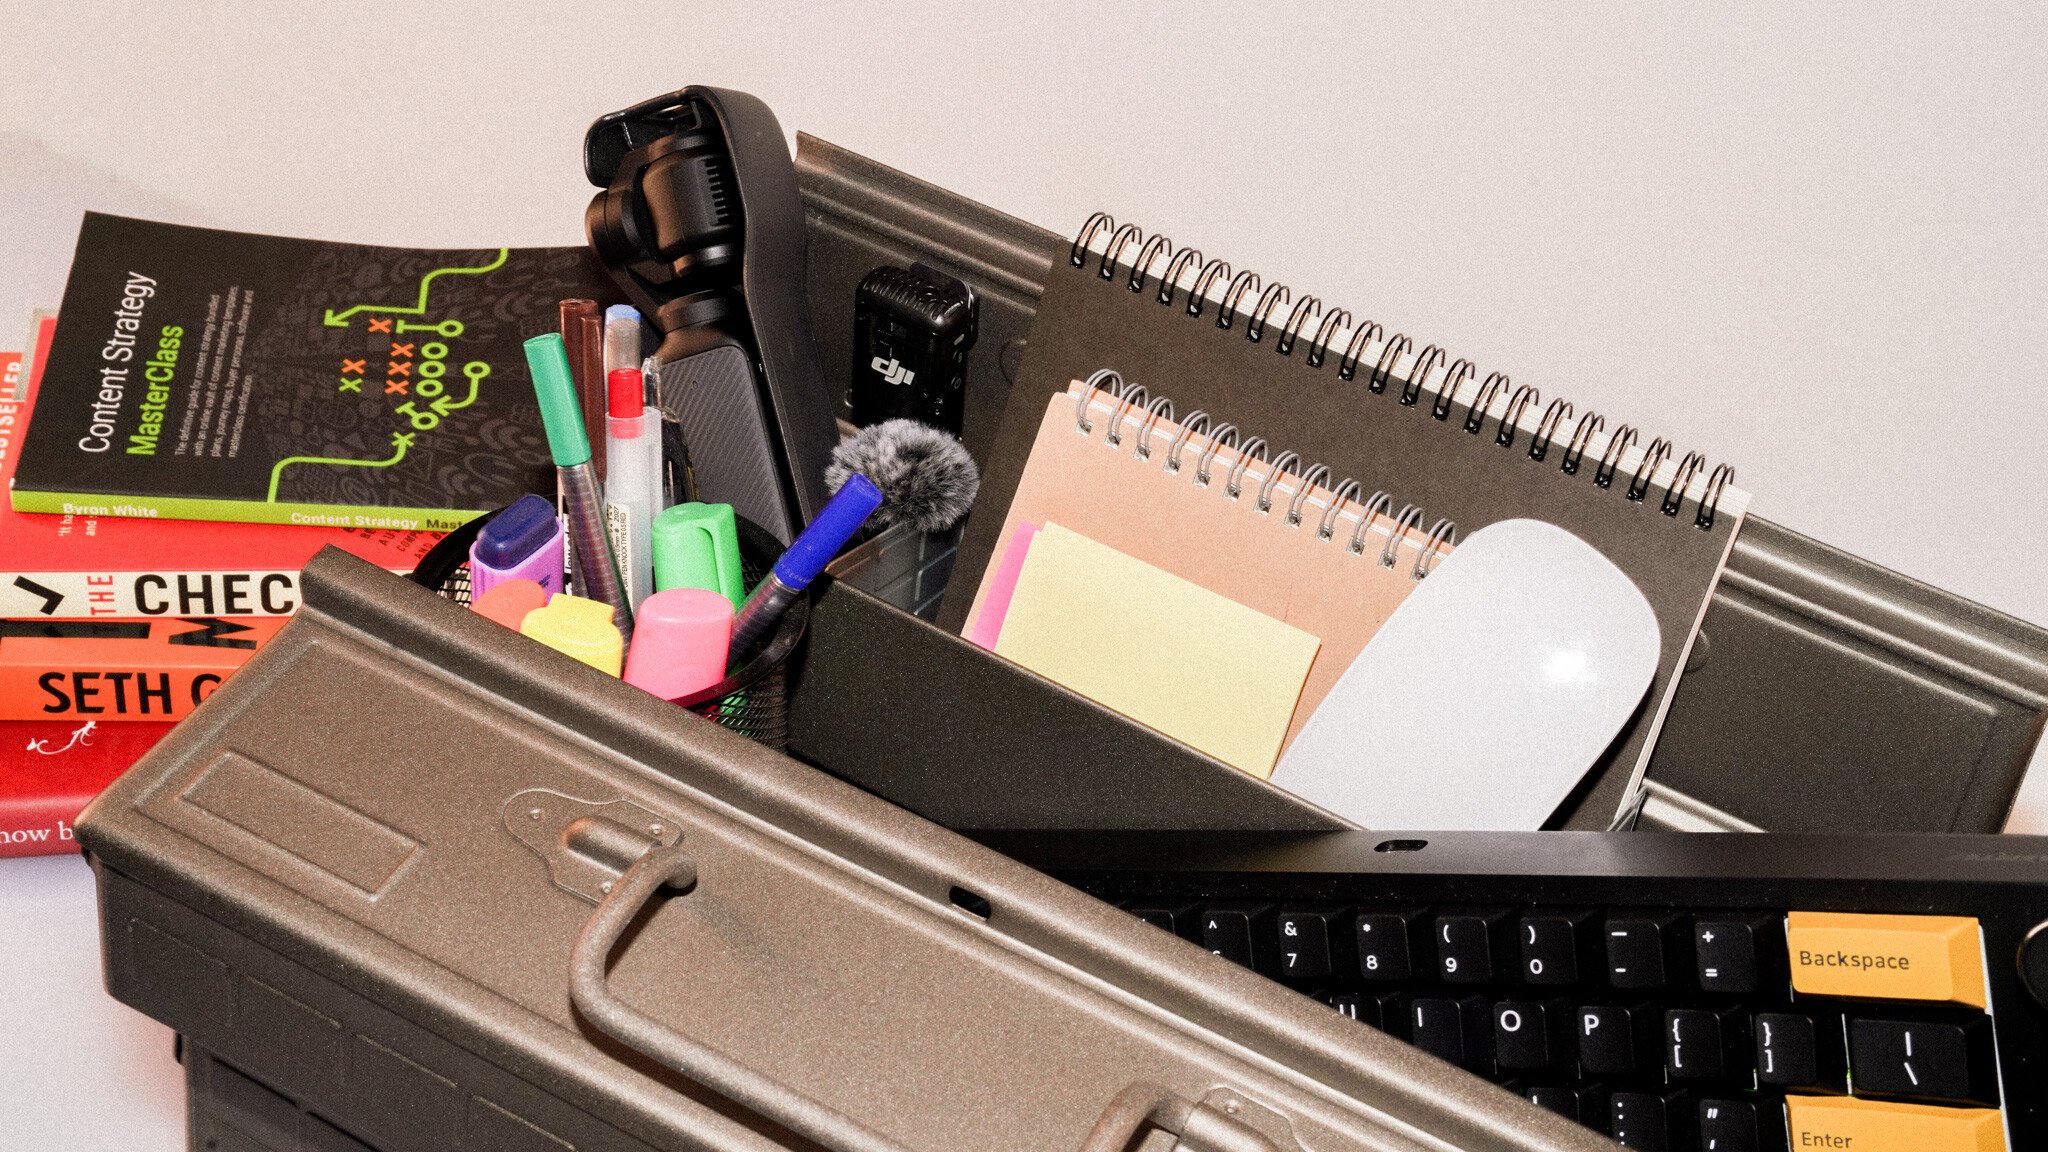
xmin=825 ymin=420 xmax=980 ymax=533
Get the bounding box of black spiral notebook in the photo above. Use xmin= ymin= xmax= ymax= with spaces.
xmin=944 ymin=215 xmax=1751 ymax=829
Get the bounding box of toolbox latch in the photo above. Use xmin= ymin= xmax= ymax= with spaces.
xmin=503 ymin=788 xmax=682 ymax=904
xmin=1190 ymin=1088 xmax=1309 ymax=1152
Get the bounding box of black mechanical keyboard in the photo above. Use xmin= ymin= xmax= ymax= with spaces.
xmin=981 ymin=830 xmax=2048 ymax=1152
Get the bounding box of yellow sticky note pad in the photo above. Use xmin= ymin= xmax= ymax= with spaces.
xmin=994 ymin=522 xmax=1320 ymax=777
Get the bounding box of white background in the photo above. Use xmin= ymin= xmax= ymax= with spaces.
xmin=2 ymin=3 xmax=2045 ymax=1147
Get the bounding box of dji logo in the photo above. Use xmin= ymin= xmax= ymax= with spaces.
xmin=871 ymin=355 xmax=915 ymax=387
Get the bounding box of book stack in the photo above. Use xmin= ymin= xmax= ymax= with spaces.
xmin=2 ymin=215 xmax=618 ymax=855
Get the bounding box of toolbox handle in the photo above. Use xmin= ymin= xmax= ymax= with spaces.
xmin=570 ymin=843 xmax=910 ymax=1152
xmin=1081 ymin=1082 xmax=1284 ymax=1152
xmin=572 ymin=843 xmax=1285 ymax=1152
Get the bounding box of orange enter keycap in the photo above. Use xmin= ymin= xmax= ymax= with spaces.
xmin=1786 ymin=1095 xmax=2004 ymax=1152
xmin=1786 ymin=911 xmax=1987 ymax=1009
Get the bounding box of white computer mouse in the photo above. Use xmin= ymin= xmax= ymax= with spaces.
xmin=1271 ymin=518 xmax=1661 ymax=830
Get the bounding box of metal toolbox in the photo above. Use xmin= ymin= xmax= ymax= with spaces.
xmin=76 ymin=548 xmax=1606 ymax=1152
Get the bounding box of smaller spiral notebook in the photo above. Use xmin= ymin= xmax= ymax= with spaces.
xmin=949 ymin=215 xmax=1753 ymax=828
xmin=964 ymin=377 xmax=1454 ymax=750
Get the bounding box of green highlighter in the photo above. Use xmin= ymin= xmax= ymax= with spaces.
xmin=651 ymin=502 xmax=745 ymax=610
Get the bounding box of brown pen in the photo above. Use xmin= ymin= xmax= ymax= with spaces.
xmin=558 ymin=299 xmax=606 ymax=476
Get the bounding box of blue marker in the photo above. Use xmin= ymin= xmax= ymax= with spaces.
xmin=727 ymin=475 xmax=883 ymax=665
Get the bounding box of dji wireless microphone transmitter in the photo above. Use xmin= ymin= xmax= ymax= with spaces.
xmin=848 ymin=263 xmax=979 ymax=437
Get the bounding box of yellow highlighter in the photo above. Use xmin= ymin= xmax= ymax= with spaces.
xmin=520 ymin=592 xmax=625 ymax=676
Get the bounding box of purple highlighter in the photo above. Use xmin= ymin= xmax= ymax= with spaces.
xmin=468 ymin=494 xmax=567 ymax=599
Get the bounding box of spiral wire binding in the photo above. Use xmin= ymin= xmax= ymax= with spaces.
xmin=1072 ymin=372 xmax=1454 ymax=580
xmin=1070 ymin=217 xmax=1736 ymax=530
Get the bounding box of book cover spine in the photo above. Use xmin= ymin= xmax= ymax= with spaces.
xmin=0 ymin=666 xmax=246 ymax=722
xmin=7 ymin=489 xmax=484 ymax=535
xmin=0 ymin=617 xmax=281 ymax=721
xmin=0 ymin=794 xmax=90 ymax=858
xmin=0 ymin=569 xmax=317 ymax=618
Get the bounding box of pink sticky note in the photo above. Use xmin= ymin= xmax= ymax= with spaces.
xmin=969 ymin=521 xmax=1041 ymax=650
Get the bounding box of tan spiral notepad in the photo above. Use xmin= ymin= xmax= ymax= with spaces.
xmin=965 ymin=377 xmax=1454 ymax=747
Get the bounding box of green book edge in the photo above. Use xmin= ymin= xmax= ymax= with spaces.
xmin=10 ymin=488 xmax=483 ymax=534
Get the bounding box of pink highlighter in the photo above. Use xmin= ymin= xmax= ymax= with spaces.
xmin=623 ymin=587 xmax=734 ymax=701
xmin=469 ymin=493 xmax=566 ymax=599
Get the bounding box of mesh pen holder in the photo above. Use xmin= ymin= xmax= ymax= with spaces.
xmin=409 ymin=510 xmax=808 ymax=751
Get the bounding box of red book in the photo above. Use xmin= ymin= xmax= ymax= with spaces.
xmin=0 ymin=616 xmax=285 ymax=721
xmin=0 ymin=315 xmax=443 ymax=618
xmin=0 ymin=719 xmax=172 ymax=858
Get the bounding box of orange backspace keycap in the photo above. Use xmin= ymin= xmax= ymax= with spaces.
xmin=1785 ymin=911 xmax=1986 ymax=1008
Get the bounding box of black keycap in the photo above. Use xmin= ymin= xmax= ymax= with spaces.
xmin=1610 ymin=1090 xmax=1689 ymax=1150
xmin=1126 ymin=902 xmax=1200 ymax=941
xmin=1199 ymin=905 xmax=1273 ymax=972
xmin=1329 ymin=991 xmax=1410 ymax=1034
xmin=1369 ymin=992 xmax=1410 ymax=1037
xmin=1130 ymin=907 xmax=1175 ymax=931
xmin=1693 ymin=915 xmax=1778 ymax=994
xmin=1494 ymin=999 xmax=1571 ymax=1071
xmin=1202 ymin=912 xmax=1253 ymax=966
xmin=1524 ymin=1084 xmax=1576 ymax=1120
xmin=1410 ymin=996 xmax=1493 ymax=1073
xmin=1436 ymin=909 xmax=1513 ymax=984
xmin=1527 ymin=1083 xmax=1609 ymax=1131
xmin=1275 ymin=910 xmax=1332 ymax=980
xmin=1754 ymin=1012 xmax=1846 ymax=1092
xmin=1848 ymin=1017 xmax=1995 ymax=1105
xmin=1664 ymin=1009 xmax=1749 ymax=1081
xmin=1579 ymin=1004 xmax=1656 ymax=1076
xmin=1570 ymin=1084 xmax=1612 ymax=1134
xmin=1698 ymin=1097 xmax=1768 ymax=1152
xmin=1521 ymin=910 xmax=1594 ymax=986
xmin=1606 ymin=912 xmax=1687 ymax=990
xmin=1353 ymin=907 xmax=1428 ymax=982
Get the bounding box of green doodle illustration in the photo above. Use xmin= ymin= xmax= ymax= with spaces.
xmin=321 ymin=249 xmax=509 ymax=328
xmin=393 ymin=361 xmax=488 ymax=431
xmin=396 ymin=318 xmax=466 ymax=336
xmin=267 ymin=431 xmax=417 ymax=501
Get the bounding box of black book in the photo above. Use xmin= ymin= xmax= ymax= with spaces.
xmin=12 ymin=213 xmax=618 ymax=531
